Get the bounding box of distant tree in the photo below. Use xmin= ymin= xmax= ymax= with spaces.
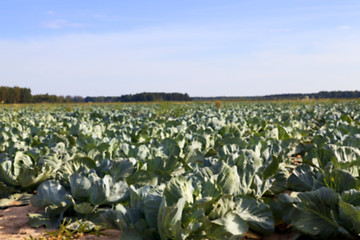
xmin=20 ymin=88 xmax=32 ymax=103
xmin=0 ymin=87 xmax=8 ymax=103
xmin=72 ymin=96 xmax=85 ymax=103
xmin=13 ymin=86 xmax=21 ymax=103
xmin=119 ymin=92 xmax=191 ymax=102
xmin=7 ymin=88 xmax=15 ymax=103
xmin=65 ymin=95 xmax=73 ymax=103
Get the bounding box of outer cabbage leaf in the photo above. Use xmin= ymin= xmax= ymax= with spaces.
xmin=89 ymin=174 xmax=129 ymax=205
xmin=163 ymin=176 xmax=194 ymax=206
xmin=70 ymin=173 xmax=92 ymax=201
xmin=28 ymin=212 xmax=62 ymax=229
xmin=206 ymin=213 xmax=248 ymax=240
xmin=31 ymin=180 xmax=73 ymax=207
xmin=267 ymin=193 xmax=297 ymax=225
xmin=216 ymin=162 xmax=240 ymax=195
xmin=339 ymin=198 xmax=360 ymax=235
xmin=158 ymin=197 xmax=187 ymax=240
xmin=290 ymin=187 xmax=350 ymax=239
xmin=109 ymin=158 xmax=138 ymax=182
xmin=0 ymin=157 xmax=18 ymax=187
xmin=160 ymin=138 xmax=181 ymax=157
xmin=235 ymin=196 xmax=274 ymax=235
xmin=73 ymin=202 xmax=95 ymax=215
xmin=267 ymin=165 xmax=289 ymax=195
xmin=313 ymin=169 xmax=359 ymax=193
xmin=57 ymin=157 xmax=96 ymax=183
xmin=341 ymin=189 xmax=360 ymax=206
xmin=288 ymin=165 xmax=315 ymax=191
xmin=236 ymin=150 xmax=262 ymax=196
xmin=130 ymin=185 xmax=163 ymax=229
xmin=207 ymin=195 xmax=235 ymax=220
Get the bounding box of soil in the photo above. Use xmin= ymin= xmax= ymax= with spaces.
xmin=0 ymin=205 xmax=121 ymax=240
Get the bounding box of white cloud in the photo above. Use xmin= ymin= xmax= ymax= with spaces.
xmin=43 ymin=20 xmax=86 ymax=29
xmin=47 ymin=10 xmax=55 ymax=15
xmin=336 ymin=25 xmax=351 ymax=30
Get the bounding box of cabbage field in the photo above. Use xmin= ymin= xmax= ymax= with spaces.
xmin=1 ymin=101 xmax=360 ymax=239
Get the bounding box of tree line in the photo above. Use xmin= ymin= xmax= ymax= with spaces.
xmin=193 ymin=91 xmax=360 ymax=101
xmin=261 ymin=91 xmax=360 ymax=100
xmin=2 ymin=86 xmax=359 ymax=104
xmin=0 ymin=86 xmax=191 ymax=103
xmin=0 ymin=86 xmax=86 ymax=103
xmin=85 ymin=92 xmax=191 ymax=102
xmin=0 ymin=86 xmax=32 ymax=103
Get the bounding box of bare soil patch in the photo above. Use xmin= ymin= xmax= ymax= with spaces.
xmin=0 ymin=205 xmax=45 ymax=240
xmin=0 ymin=205 xmax=121 ymax=240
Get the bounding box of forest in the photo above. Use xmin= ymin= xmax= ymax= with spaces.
xmin=1 ymin=86 xmax=360 ymax=104
xmin=0 ymin=86 xmax=191 ymax=103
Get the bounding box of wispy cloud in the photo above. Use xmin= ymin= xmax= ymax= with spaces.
xmin=336 ymin=25 xmax=351 ymax=30
xmin=268 ymin=28 xmax=292 ymax=33
xmin=47 ymin=10 xmax=55 ymax=15
xmin=92 ymin=13 xmax=156 ymax=22
xmin=43 ymin=20 xmax=86 ymax=29
xmin=93 ymin=14 xmax=108 ymax=20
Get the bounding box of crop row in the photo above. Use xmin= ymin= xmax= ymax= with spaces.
xmin=0 ymin=102 xmax=359 ymax=239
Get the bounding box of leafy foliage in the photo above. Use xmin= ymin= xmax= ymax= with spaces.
xmin=0 ymin=101 xmax=359 ymax=239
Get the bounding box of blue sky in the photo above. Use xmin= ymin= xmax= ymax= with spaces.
xmin=1 ymin=0 xmax=359 ymax=97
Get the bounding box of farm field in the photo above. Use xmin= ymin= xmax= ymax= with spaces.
xmin=0 ymin=101 xmax=360 ymax=239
